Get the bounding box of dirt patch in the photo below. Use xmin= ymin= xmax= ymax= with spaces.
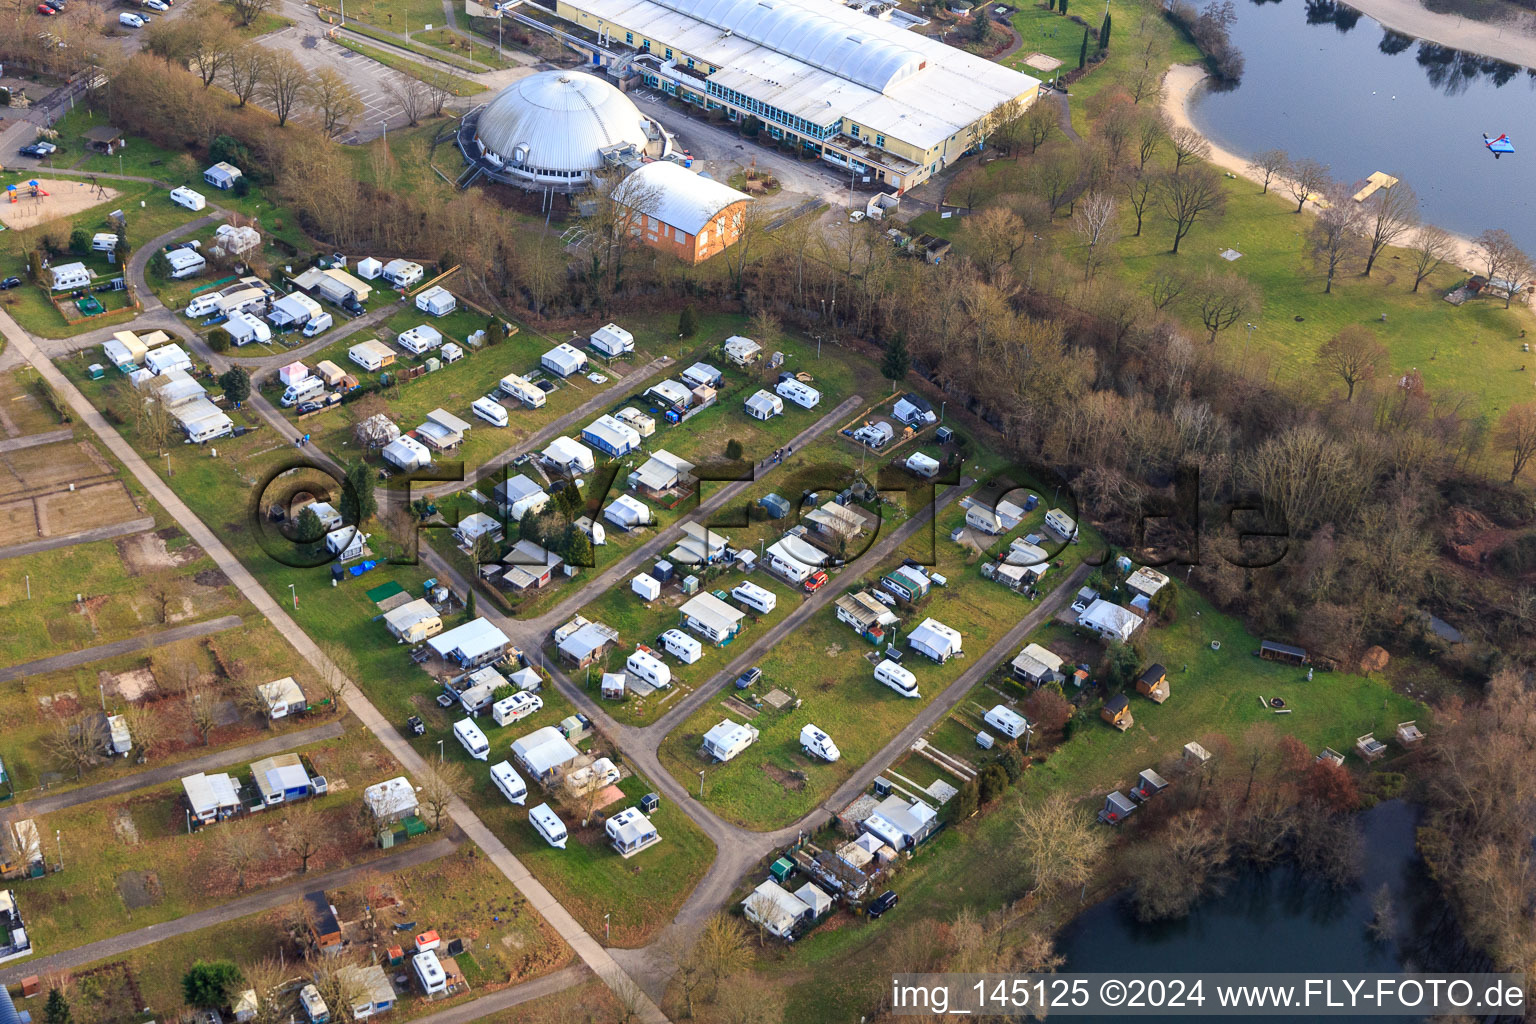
xmin=36 ymin=690 xmax=80 ymax=714
xmin=112 ymin=807 xmax=140 ymax=846
xmin=1443 ymin=505 xmax=1509 ymax=566
xmin=194 ymin=568 xmax=229 ymax=588
xmin=116 ymin=869 xmax=162 ymax=910
xmin=100 ymin=666 xmax=158 ymax=703
xmin=0 ymin=499 xmax=37 ymax=545
xmin=0 ymin=178 xmax=120 ymax=231
xmin=762 ymin=763 xmax=806 ymax=791
xmin=721 ymin=696 xmax=758 ymax=719
xmin=116 ymin=530 xmax=203 ymax=575
xmin=824 ymin=642 xmax=844 ymax=657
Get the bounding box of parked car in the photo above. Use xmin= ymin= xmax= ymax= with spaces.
xmin=867 ymin=890 xmax=899 ymax=918
xmin=804 ymin=571 xmax=829 ymax=593
xmin=341 ymin=296 xmax=364 ymax=315
xmin=18 ymin=141 xmax=54 ymax=157
xmin=41 ymin=0 xmax=64 ymax=10
xmin=296 ymin=393 xmax=341 ymax=415
xmin=406 ymin=715 xmax=425 ymax=736
xmin=734 ymin=666 xmax=762 ymax=690
xmin=0 ymin=277 xmax=21 ymax=290
xmin=35 ymin=5 xmax=56 ymax=15
xmin=143 ymin=0 xmax=168 ymax=9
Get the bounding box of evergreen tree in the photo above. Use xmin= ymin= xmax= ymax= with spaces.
xmin=564 ymin=525 xmax=594 ymax=568
xmin=43 ymin=988 xmax=72 ymax=1024
xmin=68 ymin=227 xmax=89 ymax=254
xmin=206 ymin=328 xmax=231 ymax=353
xmin=293 ymin=507 xmax=324 ymax=544
xmin=1059 ymin=0 xmax=1068 ymax=14
xmin=1078 ymin=26 xmax=1089 ymax=68
xmin=1099 ymin=10 xmax=1111 ymax=49
xmin=218 ymin=366 xmax=250 ymax=405
xmin=341 ymin=461 xmax=377 ymax=524
xmin=182 ymin=960 xmax=243 ymax=1009
xmin=881 ymin=333 xmax=910 ymax=385
xmin=726 ymin=438 xmax=744 ymax=461
xmin=465 ymin=588 xmax=477 ymax=619
xmin=678 ymin=305 xmax=698 ymax=338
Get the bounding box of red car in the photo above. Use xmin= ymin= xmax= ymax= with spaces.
xmin=35 ymin=5 xmax=55 ymax=14
xmin=804 ymin=571 xmax=829 ymax=593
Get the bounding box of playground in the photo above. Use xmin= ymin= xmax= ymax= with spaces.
xmin=0 ymin=177 xmax=119 ymax=231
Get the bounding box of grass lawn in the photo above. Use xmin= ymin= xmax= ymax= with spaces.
xmin=413 ymin=27 xmax=518 ymax=69
xmin=233 ymin=9 xmax=297 ymax=37
xmin=335 ymin=38 xmax=488 ymax=95
xmin=765 ymin=584 xmax=1423 ymax=1024
xmin=344 ymin=21 xmax=495 ymax=72
xmin=64 ymin=844 xmax=568 ymax=1024
xmin=19 ymin=723 xmax=404 ymax=955
xmin=46 ymin=107 xmax=195 ymax=182
xmin=0 ymin=367 xmax=66 ymax=434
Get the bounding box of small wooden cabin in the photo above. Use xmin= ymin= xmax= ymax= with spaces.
xmin=1135 ymin=663 xmax=1169 ymax=704
xmin=1101 ymin=694 xmax=1134 ymax=732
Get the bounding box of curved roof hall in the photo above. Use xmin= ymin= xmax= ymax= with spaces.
xmin=654 ymin=0 xmax=927 ymax=92
xmin=476 ymin=70 xmax=650 ymax=173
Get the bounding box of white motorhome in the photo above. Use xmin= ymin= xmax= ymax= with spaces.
xmin=800 ymin=724 xmax=841 ymax=762
xmin=454 ymin=718 xmax=490 ymax=760
xmin=472 ymin=396 xmax=508 ymax=427
xmin=983 ymin=705 xmax=1030 ymax=739
xmin=492 ymin=691 xmax=543 ymax=727
xmin=701 ymin=719 xmax=758 ymax=762
xmin=731 ymin=580 xmax=777 ymax=614
xmin=529 ymin=802 xmax=568 ymax=849
xmin=626 ymin=647 xmax=673 ymax=688
xmin=184 ymin=293 xmax=220 ymax=318
xmin=874 ymin=659 xmax=919 ymax=698
xmin=498 ymin=373 xmax=546 ymax=409
xmin=659 ymin=629 xmax=702 ymax=665
xmin=775 ymin=378 xmax=821 ymax=409
xmin=490 ymin=761 xmax=527 ymax=805
xmin=280 ymin=376 xmax=325 ymax=407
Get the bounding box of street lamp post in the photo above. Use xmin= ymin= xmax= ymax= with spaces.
xmin=698 ymin=769 xmax=705 ymax=798
xmin=940 ymin=401 xmax=946 ymax=423
xmin=55 ymin=830 xmax=62 ymax=871
xmin=380 ymin=120 xmax=388 ymax=143
xmin=604 ymin=913 xmax=610 ymax=942
xmin=288 ymin=583 xmax=297 ymax=609
xmin=1244 ymin=322 xmax=1255 ymax=372
xmin=438 ymin=739 xmax=445 ymax=763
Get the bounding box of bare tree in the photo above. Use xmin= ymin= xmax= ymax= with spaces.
xmin=713 ymin=978 xmax=784 ymax=1024
xmin=384 ymin=76 xmax=431 ymax=127
xmin=242 ymin=958 xmax=295 ymax=1024
xmin=1149 ymin=264 xmax=1191 ymax=310
xmin=215 ymin=826 xmax=264 ymax=891
xmin=422 ymin=69 xmax=455 ymax=117
xmin=187 ymin=14 xmax=233 ymax=88
xmin=1122 ymin=169 xmax=1155 ymax=237
xmin=417 ymin=762 xmax=468 ymax=831
xmin=696 ymin=912 xmax=753 ymax=995
xmin=659 ymin=926 xmax=707 ymax=1018
xmin=1071 ymin=191 xmax=1120 ymax=280
xmin=225 ymin=44 xmax=269 ymax=108
xmin=1192 ymin=267 xmax=1258 ymax=342
xmin=1316 ymin=325 xmax=1386 ymax=402
xmin=304 ymin=68 xmax=362 ymax=139
xmin=228 ymin=0 xmax=272 ymax=26
xmin=318 ymin=644 xmax=355 ymax=715
xmin=1029 ymin=145 xmax=1082 ymax=216
xmin=236 ymin=682 xmax=277 ymax=730
xmin=1135 ymin=110 xmax=1167 ymax=170
xmin=720 ymin=200 xmax=768 ymax=295
xmin=744 ymin=893 xmax=777 ymax=946
xmin=1475 ymin=228 xmax=1535 ymax=309
xmin=1247 ymin=149 xmax=1288 ymax=194
xmin=1168 ymin=124 xmax=1210 ymax=169
xmin=187 ymin=687 xmax=219 ymax=745
xmin=280 ymin=801 xmax=326 ymax=874
xmin=585 ymin=169 xmax=665 ymax=296
xmin=1023 ymin=99 xmax=1058 ymax=154
xmin=1360 ymin=181 xmax=1418 ymax=275
xmin=1014 ymin=791 xmax=1107 ymax=898
xmin=141 ymin=568 xmax=178 ymax=624
xmin=1283 ymin=157 xmax=1330 ymax=213
xmin=117 ymin=703 xmax=165 ymax=761
xmin=44 ymin=712 xmax=104 ymax=779
xmin=261 ymin=50 xmax=306 ymax=127
xmin=140 ymin=390 xmax=174 ymax=454
xmin=1496 ymin=404 xmax=1536 ymax=484
xmin=1309 ymin=191 xmax=1365 ymax=293
xmin=1407 ymin=225 xmax=1455 ymax=293
xmin=1158 ymin=165 xmax=1225 ymax=254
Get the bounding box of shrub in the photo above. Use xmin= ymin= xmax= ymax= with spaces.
xmin=207 ymin=328 xmax=231 ymax=353
xmin=726 ymin=438 xmax=743 ymax=460
xmin=977 ymin=763 xmax=1010 ymax=804
xmin=68 ymin=228 xmax=89 ymax=254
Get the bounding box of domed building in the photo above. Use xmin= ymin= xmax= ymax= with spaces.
xmin=458 ymin=70 xmax=666 ymax=191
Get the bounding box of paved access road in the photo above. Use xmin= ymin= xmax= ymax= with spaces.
xmin=0 ymin=614 xmax=243 ymax=683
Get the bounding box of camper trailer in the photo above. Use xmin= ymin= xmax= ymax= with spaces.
xmin=498 ymin=373 xmax=546 ymax=409
xmin=800 ymin=724 xmax=841 ymax=762
xmin=701 ymin=719 xmax=758 ymax=762
xmin=529 ymin=803 xmax=568 ymax=849
xmin=775 ymin=378 xmax=821 ymax=409
xmin=659 ymin=628 xmax=703 ymax=665
xmin=983 ymin=705 xmax=1030 ymax=740
xmin=490 ymin=761 xmax=528 ymax=805
xmin=731 ymin=581 xmax=777 ymax=614
xmin=626 ymin=647 xmax=673 ymax=688
xmin=874 ymin=659 xmax=919 ymax=698
xmin=454 ymin=718 xmax=490 ymax=761
xmin=169 ymin=186 xmax=206 ymax=211
xmin=590 ymin=322 xmax=634 ymax=356
xmin=472 ymin=396 xmax=508 ymax=427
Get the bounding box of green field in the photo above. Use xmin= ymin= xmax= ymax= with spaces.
xmin=335 ymin=38 xmax=488 ymax=95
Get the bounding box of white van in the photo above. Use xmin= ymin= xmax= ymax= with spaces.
xmin=627 ymin=647 xmax=673 ymax=688
xmin=472 ymin=396 xmax=508 ymax=427
xmin=983 ymin=705 xmax=1030 ymax=740
xmin=731 ymin=581 xmax=776 ymax=615
xmin=302 ymin=311 xmax=333 ymax=337
xmin=91 ymin=232 xmax=118 ymax=253
xmin=169 ymin=186 xmax=206 ymax=212
xmin=874 ymin=658 xmax=919 ymax=698
xmin=280 ymin=376 xmax=325 ymax=407
xmin=529 ymin=802 xmax=568 ymax=849
xmin=118 ymin=11 xmax=145 ymax=27
xmin=492 ymin=692 xmax=542 ymax=727
xmin=490 ymin=760 xmax=527 ymax=805
xmin=800 ymin=723 xmax=841 ymax=762
xmin=184 ymin=293 xmax=219 ymax=318
xmin=454 ymin=718 xmax=490 ymax=760
xmin=659 ymin=629 xmax=701 ymax=666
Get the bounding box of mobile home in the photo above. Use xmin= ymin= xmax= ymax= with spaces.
xmin=498 ymin=373 xmax=546 ymax=408
xmin=701 ymin=719 xmax=758 ymax=762
xmin=169 ymin=185 xmax=206 ymax=211
xmin=541 ymin=343 xmax=587 ymax=378
xmin=590 ymin=322 xmax=634 ymax=356
xmin=800 ymin=724 xmax=841 ymax=762
xmin=983 ymin=705 xmax=1030 ymax=739
xmin=472 ymin=396 xmax=508 ymax=427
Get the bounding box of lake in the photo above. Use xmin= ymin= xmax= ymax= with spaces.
xmin=1187 ymin=0 xmax=1536 ymax=250
xmin=1057 ymin=800 xmax=1441 ymax=1022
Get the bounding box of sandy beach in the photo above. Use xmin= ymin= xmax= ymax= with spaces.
xmin=1160 ymin=63 xmax=1483 ymax=271
xmin=1338 ymin=0 xmax=1536 ymax=70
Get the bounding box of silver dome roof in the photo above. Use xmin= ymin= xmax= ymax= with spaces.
xmin=476 ymin=71 xmax=650 ymax=173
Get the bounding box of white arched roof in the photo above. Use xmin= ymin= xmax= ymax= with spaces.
xmin=476 ymin=71 xmax=650 ymax=173
xmin=655 ymin=0 xmax=926 ymax=92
